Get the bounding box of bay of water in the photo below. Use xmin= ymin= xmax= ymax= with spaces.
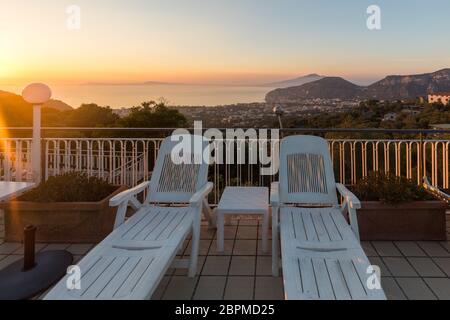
xmin=1 ymin=84 xmax=274 ymax=108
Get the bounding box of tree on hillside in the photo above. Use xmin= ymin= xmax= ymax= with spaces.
xmin=119 ymin=101 xmax=188 ymax=128
xmin=42 ymin=108 xmax=64 ymax=126
xmin=0 ymin=91 xmax=33 ymax=126
xmin=62 ymin=104 xmax=120 ymax=127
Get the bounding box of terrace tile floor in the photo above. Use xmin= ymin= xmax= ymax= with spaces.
xmin=0 ymin=212 xmax=449 ymax=300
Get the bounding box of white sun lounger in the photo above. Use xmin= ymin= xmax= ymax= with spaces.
xmin=271 ymin=135 xmax=386 ymax=300
xmin=45 ymin=134 xmax=213 ymax=300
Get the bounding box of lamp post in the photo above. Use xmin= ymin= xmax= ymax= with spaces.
xmin=0 ymin=83 xmax=73 ymax=300
xmin=273 ymin=105 xmax=285 ymax=140
xmin=273 ymin=105 xmax=285 ymax=129
xmin=22 ymin=83 xmax=51 ymax=184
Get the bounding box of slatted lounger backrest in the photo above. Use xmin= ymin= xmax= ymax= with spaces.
xmin=148 ymin=134 xmax=209 ymax=204
xmin=279 ymin=135 xmax=338 ymax=206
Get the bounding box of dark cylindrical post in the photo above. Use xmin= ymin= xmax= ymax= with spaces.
xmin=273 ymin=105 xmax=285 ymax=138
xmin=23 ymin=225 xmax=37 ymax=271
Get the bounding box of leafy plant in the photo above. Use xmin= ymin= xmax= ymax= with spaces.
xmin=119 ymin=101 xmax=188 ymax=128
xmin=19 ymin=172 xmax=117 ymax=203
xmin=351 ymin=172 xmax=434 ymax=205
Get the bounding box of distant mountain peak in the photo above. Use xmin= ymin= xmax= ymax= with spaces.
xmin=304 ymin=73 xmax=321 ymax=77
xmin=263 ymin=73 xmax=324 ymax=88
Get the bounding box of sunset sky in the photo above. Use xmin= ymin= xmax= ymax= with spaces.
xmin=1 ymin=0 xmax=450 ymax=86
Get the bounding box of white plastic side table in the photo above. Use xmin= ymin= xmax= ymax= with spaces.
xmin=216 ymin=187 xmax=269 ymax=253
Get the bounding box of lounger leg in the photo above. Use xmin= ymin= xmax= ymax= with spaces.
xmin=262 ymin=211 xmax=269 ymax=253
xmin=272 ymin=207 xmax=280 ymax=277
xmin=189 ymin=212 xmax=201 ymax=278
xmin=202 ymin=198 xmax=216 ymax=229
xmin=216 ymin=211 xmax=225 ymax=252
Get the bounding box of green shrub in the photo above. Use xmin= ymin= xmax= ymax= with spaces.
xmin=351 ymin=172 xmax=433 ymax=205
xmin=19 ymin=172 xmax=117 ymax=202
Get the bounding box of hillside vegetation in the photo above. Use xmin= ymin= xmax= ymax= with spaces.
xmin=286 ymin=100 xmax=450 ymax=138
xmin=0 ymin=90 xmax=72 ymax=126
xmin=0 ymin=90 xmax=187 ymax=131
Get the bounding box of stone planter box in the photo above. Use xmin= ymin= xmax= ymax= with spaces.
xmin=1 ymin=186 xmax=127 ymax=243
xmin=357 ymin=201 xmax=448 ymax=241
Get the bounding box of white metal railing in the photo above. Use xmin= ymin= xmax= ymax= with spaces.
xmin=0 ymin=139 xmax=33 ymax=182
xmin=0 ymin=135 xmax=448 ymax=203
xmin=329 ymin=139 xmax=449 ymax=188
xmin=44 ymin=138 xmax=162 ymax=186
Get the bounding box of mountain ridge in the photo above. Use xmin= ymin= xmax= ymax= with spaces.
xmin=0 ymin=90 xmax=73 ymax=126
xmin=266 ymin=69 xmax=450 ymax=103
xmin=0 ymin=90 xmax=73 ymax=111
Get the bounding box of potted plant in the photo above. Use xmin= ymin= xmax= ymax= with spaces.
xmin=350 ymin=173 xmax=447 ymax=241
xmin=1 ymin=173 xmax=127 ymax=243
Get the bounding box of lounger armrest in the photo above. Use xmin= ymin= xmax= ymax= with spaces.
xmin=189 ymin=182 xmax=214 ymax=206
xmin=270 ymin=182 xmax=280 ymax=207
xmin=109 ymin=181 xmax=151 ymax=207
xmin=336 ymin=183 xmax=361 ymax=209
xmin=109 ymin=181 xmax=151 ymax=229
xmin=423 ymin=177 xmax=450 ymax=204
xmin=336 ymin=183 xmax=361 ymax=240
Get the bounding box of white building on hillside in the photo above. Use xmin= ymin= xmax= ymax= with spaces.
xmin=382 ymin=112 xmax=398 ymax=122
xmin=428 ymin=93 xmax=450 ymax=105
xmin=113 ymin=108 xmax=132 ymax=118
